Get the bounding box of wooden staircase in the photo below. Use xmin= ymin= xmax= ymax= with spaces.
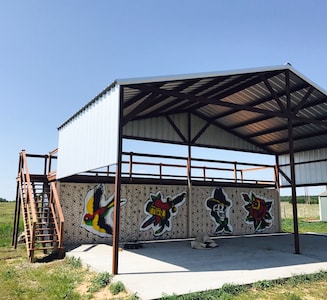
xmin=12 ymin=150 xmax=64 ymax=262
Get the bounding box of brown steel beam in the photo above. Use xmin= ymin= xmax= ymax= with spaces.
xmin=192 ymin=110 xmax=273 ymax=154
xmin=258 ymin=128 xmax=327 ymax=147
xmin=246 ymin=115 xmax=327 ymax=139
xmin=124 ymin=79 xmax=200 ymax=119
xmin=261 ymin=74 xmax=286 ymax=112
xmin=207 ymin=81 xmax=309 ymax=123
xmin=166 ymin=115 xmax=188 ymax=143
xmin=191 ymin=120 xmax=211 ymax=144
xmin=128 ymin=83 xmax=291 ymax=119
xmin=122 ymin=92 xmax=159 ymax=126
xmin=292 ymin=86 xmax=314 ymax=115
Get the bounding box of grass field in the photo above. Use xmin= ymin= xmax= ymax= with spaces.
xmin=280 ymin=202 xmax=327 ymax=234
xmin=280 ymin=201 xmax=320 ymax=219
xmin=0 ymin=202 xmax=134 ymax=299
xmin=1 ymin=200 xmax=327 ymax=299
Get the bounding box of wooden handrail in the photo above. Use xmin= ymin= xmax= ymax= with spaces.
xmin=21 ymin=152 xmax=37 ymax=224
xmin=50 ymin=182 xmax=64 ymax=250
xmin=14 ymin=149 xmax=65 ymax=262
xmin=48 ymin=148 xmax=58 ymax=175
xmin=20 ymin=151 xmax=38 ymax=261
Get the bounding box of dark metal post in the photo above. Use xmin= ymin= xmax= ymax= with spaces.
xmin=112 ymin=87 xmax=124 ymax=274
xmin=187 ymin=112 xmax=192 ymax=237
xmin=12 ymin=151 xmax=23 ymax=247
xmin=286 ymin=70 xmax=300 ymax=254
xmin=129 ymin=152 xmax=133 ymax=180
xmin=274 ymin=155 xmax=281 ymax=190
xmin=288 ymin=119 xmax=300 ymax=254
xmin=187 ymin=144 xmax=192 ymax=237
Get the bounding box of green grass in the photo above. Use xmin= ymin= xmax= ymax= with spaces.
xmin=110 ymin=281 xmax=126 ymax=295
xmin=280 ymin=202 xmax=327 ymax=233
xmin=282 ymin=218 xmax=327 ymax=233
xmin=2 ymin=200 xmax=327 ymax=300
xmin=87 ymin=271 xmax=112 ymax=293
xmin=162 ymin=271 xmax=327 ymax=299
xmin=0 ymin=202 xmax=134 ymax=300
xmin=280 ymin=202 xmax=320 ymax=219
xmin=0 ymin=202 xmax=22 ymax=246
xmin=1 ymin=256 xmax=87 ymax=300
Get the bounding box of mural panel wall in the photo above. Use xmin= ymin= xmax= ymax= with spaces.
xmin=58 ymin=182 xmax=280 ymax=245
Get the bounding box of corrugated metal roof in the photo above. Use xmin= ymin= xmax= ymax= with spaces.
xmin=118 ymin=64 xmax=327 ymax=155
xmin=59 ymin=64 xmax=327 ymax=156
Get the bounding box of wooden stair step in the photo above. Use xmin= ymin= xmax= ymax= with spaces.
xmin=33 ymin=246 xmax=57 ymax=251
xmin=36 ymin=222 xmax=55 ymax=225
xmin=36 ymin=240 xmax=57 ymax=244
xmin=35 ymin=226 xmax=55 ymax=230
xmin=36 ymin=234 xmax=58 ymax=238
xmin=35 ymin=228 xmax=55 ymax=232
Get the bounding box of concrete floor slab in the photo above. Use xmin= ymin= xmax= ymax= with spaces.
xmin=67 ymin=233 xmax=327 ymax=300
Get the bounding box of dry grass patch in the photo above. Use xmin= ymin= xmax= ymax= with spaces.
xmin=75 ymin=273 xmax=131 ymax=299
xmin=280 ymin=202 xmax=319 ymax=219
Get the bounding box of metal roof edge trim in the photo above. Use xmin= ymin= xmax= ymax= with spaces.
xmin=57 ymin=80 xmax=118 ymax=130
xmin=287 ymin=65 xmax=327 ymax=95
xmin=116 ymin=64 xmax=291 ymax=85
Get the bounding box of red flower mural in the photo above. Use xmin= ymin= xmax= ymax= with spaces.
xmin=242 ymin=192 xmax=273 ymax=232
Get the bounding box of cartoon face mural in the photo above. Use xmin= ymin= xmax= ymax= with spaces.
xmin=140 ymin=191 xmax=186 ymax=236
xmin=242 ymin=191 xmax=273 ymax=232
xmin=81 ymin=184 xmax=127 ymax=237
xmin=206 ymin=188 xmax=233 ymax=234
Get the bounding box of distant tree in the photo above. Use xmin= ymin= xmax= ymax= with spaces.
xmin=280 ymin=195 xmax=318 ymax=204
xmin=0 ymin=197 xmax=8 ymax=202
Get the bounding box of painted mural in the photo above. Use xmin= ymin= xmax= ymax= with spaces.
xmin=241 ymin=191 xmax=273 ymax=232
xmin=81 ymin=184 xmax=127 ymax=237
xmin=205 ymin=187 xmax=233 ymax=234
xmin=140 ymin=191 xmax=186 ymax=236
xmin=59 ymin=182 xmax=280 ymax=243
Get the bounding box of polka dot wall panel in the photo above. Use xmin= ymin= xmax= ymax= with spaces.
xmin=59 ymin=183 xmax=280 ymax=245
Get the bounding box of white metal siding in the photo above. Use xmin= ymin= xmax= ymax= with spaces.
xmin=57 ymin=86 xmax=120 ymax=179
xmin=123 ymin=114 xmax=188 ymax=143
xmin=123 ymin=113 xmax=266 ymax=153
xmin=191 ymin=114 xmax=266 ymax=153
xmin=279 ymin=148 xmax=327 ymax=186
xmin=319 ymin=196 xmax=327 ymax=221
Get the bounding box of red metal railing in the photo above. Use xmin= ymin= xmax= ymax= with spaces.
xmin=83 ymin=151 xmax=277 ymax=187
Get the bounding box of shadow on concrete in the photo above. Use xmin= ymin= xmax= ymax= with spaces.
xmin=67 ymin=233 xmax=327 ymax=299
xmin=113 ymin=233 xmax=327 ymax=274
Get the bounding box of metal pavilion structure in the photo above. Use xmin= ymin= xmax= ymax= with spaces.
xmin=55 ymin=64 xmax=327 ymax=274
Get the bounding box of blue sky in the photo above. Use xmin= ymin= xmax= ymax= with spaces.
xmin=1 ymin=0 xmax=327 ymax=200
